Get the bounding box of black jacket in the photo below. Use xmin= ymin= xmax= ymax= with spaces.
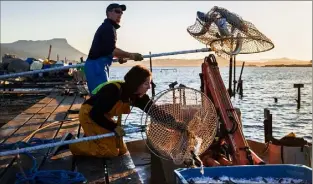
xmin=87 ymin=19 xmax=120 ymax=60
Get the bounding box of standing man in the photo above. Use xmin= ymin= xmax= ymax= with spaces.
xmin=84 ymin=3 xmax=144 ymax=94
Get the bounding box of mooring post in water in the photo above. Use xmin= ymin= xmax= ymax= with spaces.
xmin=228 ymin=56 xmax=233 ymax=97
xmin=47 ymin=44 xmax=52 ymax=60
xmin=293 ymin=84 xmax=304 ymax=109
xmin=149 ymin=51 xmax=156 ymax=97
xmin=263 ymin=108 xmax=273 ymax=142
xmin=238 ymin=80 xmax=243 ymax=99
xmin=236 ymin=61 xmax=245 ymax=98
xmin=233 ymin=55 xmax=237 ymax=97
xmin=169 ymin=81 xmax=178 ymax=104
xmin=179 ymin=84 xmax=187 ymax=106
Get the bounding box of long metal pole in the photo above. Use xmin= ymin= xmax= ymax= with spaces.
xmin=0 ymin=48 xmax=211 ymax=80
xmin=0 ymin=127 xmax=142 ymax=157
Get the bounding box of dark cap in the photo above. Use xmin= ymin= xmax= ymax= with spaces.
xmin=106 ymin=3 xmax=126 ymax=13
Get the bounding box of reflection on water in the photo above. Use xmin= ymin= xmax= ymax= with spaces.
xmin=110 ymin=66 xmax=312 ymax=143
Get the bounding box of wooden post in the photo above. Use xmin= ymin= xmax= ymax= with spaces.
xmin=47 ymin=45 xmax=52 ymax=60
xmin=233 ymin=55 xmax=236 ymax=97
xmin=294 ymin=84 xmax=304 ymax=109
xmin=263 ymin=108 xmax=272 ymax=142
xmin=169 ymin=81 xmax=178 ymax=104
xmin=239 ymin=80 xmax=243 ymax=99
xmin=179 ymin=84 xmax=187 ymax=106
xmin=228 ymin=56 xmax=233 ymax=97
xmin=237 ymin=61 xmax=245 ymax=99
xmin=149 ymin=51 xmax=156 ymax=97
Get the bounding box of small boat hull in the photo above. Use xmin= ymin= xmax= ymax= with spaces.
xmin=127 ymin=139 xmax=312 ymax=184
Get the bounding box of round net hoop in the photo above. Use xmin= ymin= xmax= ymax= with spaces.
xmin=140 ymin=87 xmax=218 ymax=164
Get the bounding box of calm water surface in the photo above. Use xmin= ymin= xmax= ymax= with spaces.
xmin=109 ymin=66 xmax=312 ymax=143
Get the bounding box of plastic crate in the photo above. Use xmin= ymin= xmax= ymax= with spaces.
xmin=174 ymin=164 xmax=312 ymax=184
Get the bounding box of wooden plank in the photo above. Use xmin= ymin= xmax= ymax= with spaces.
xmin=31 ymin=103 xmax=46 ymax=108
xmin=0 ymin=118 xmax=47 ymax=174
xmin=37 ymin=93 xmax=58 ymax=104
xmin=0 ymin=93 xmax=57 ymax=144
xmin=0 ymin=93 xmax=59 ymax=177
xmin=75 ymin=153 xmax=142 ymax=184
xmin=127 ymin=140 xmax=151 ymax=184
xmin=23 ymin=107 xmax=43 ymax=114
xmin=0 ymin=90 xmax=56 ymax=95
xmin=32 ymin=113 xmax=51 ymax=119
xmin=0 ymin=94 xmax=68 ymax=183
xmin=46 ymin=95 xmax=66 ymax=107
xmin=28 ymin=96 xmax=76 ymax=176
xmin=106 ymin=153 xmax=142 ymax=184
xmin=67 ymin=95 xmax=85 ymax=119
xmin=39 ymin=95 xmax=83 ymax=171
xmin=75 ymin=156 xmax=108 ymax=184
xmin=37 ymin=106 xmax=58 ymax=114
xmin=0 ymin=115 xmax=33 ymax=144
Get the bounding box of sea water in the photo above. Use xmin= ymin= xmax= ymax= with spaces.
xmin=110 ymin=66 xmax=312 ymax=143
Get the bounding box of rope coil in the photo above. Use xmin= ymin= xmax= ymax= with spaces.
xmin=15 ymin=152 xmax=86 ymax=184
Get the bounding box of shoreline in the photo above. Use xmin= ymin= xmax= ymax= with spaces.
xmin=111 ymin=59 xmax=312 ymax=68
xmin=111 ymin=64 xmax=312 ymax=68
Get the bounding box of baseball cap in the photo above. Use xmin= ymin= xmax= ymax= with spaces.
xmin=106 ymin=3 xmax=126 ymax=13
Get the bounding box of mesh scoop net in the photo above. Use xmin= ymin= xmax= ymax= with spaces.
xmin=141 ymin=87 xmax=218 ymax=165
xmin=187 ymin=6 xmax=274 ymax=58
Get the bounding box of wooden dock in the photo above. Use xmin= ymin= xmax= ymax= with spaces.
xmin=0 ymin=88 xmax=147 ymax=184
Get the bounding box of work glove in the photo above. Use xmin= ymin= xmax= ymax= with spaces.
xmin=118 ymin=58 xmax=127 ymax=64
xmin=130 ymin=53 xmax=144 ymax=61
xmin=114 ymin=126 xmax=125 ymax=136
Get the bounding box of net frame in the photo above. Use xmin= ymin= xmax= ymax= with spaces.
xmin=187 ymin=6 xmax=274 ymax=58
xmin=140 ymin=86 xmax=218 ymax=163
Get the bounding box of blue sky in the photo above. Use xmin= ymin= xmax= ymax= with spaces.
xmin=1 ymin=1 xmax=312 ymax=61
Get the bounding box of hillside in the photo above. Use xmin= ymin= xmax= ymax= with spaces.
xmin=235 ymin=58 xmax=311 ymax=67
xmin=1 ymin=38 xmax=87 ymax=61
xmin=1 ymin=45 xmax=38 ymax=59
xmin=1 ymin=38 xmax=310 ymax=67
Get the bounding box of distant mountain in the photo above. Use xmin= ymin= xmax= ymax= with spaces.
xmin=236 ymin=58 xmax=311 ymax=67
xmin=2 ymin=38 xmax=309 ymax=67
xmin=1 ymin=38 xmax=87 ymax=61
xmin=1 ymin=45 xmax=37 ymax=59
xmin=112 ymin=56 xmax=311 ymax=67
